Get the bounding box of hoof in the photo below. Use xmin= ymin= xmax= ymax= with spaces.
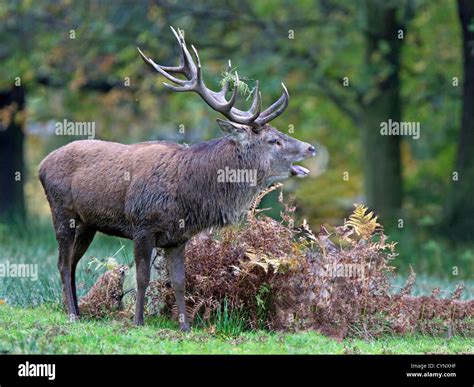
xmin=180 ymin=324 xmax=190 ymax=332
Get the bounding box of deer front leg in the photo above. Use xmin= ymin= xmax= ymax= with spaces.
xmin=133 ymin=232 xmax=155 ymax=326
xmin=165 ymin=243 xmax=189 ymax=332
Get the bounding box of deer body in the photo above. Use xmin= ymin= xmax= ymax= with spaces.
xmin=39 ymin=27 xmax=316 ymax=330
xmin=40 ymin=137 xmax=265 ymax=244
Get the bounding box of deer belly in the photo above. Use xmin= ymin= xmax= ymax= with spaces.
xmin=71 ymin=177 xmax=131 ymax=238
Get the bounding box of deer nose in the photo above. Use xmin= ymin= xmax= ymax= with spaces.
xmin=307 ymin=145 xmax=316 ymax=156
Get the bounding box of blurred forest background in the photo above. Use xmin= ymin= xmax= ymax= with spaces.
xmin=0 ymin=0 xmax=473 ymax=280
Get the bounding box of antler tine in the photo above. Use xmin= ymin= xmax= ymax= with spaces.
xmin=244 ymin=81 xmax=262 ymax=120
xmin=255 ymin=83 xmax=289 ymax=126
xmin=257 ymin=83 xmax=288 ymax=119
xmin=145 ymin=26 xmax=196 ymax=82
xmin=174 ymin=28 xmax=197 ymax=77
xmin=228 ymin=81 xmax=262 ymax=125
xmin=170 ymin=25 xmax=183 ymax=44
xmin=137 ymin=26 xmax=190 ymax=78
xmin=202 ymin=70 xmax=259 ymax=125
xmin=190 ymin=45 xmax=201 ymax=68
xmin=137 ymin=47 xmax=188 ymax=85
xmin=188 ymin=44 xmax=237 ymax=113
xmin=190 ymin=44 xmax=204 ymax=92
xmin=249 ymin=81 xmax=261 ymax=113
xmin=162 ymin=82 xmax=196 ymax=92
xmin=158 ymin=26 xmax=187 ymax=74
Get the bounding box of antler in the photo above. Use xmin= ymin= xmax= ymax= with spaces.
xmin=137 ymin=26 xmax=289 ymax=129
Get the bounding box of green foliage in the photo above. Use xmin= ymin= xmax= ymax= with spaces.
xmin=209 ymin=299 xmax=250 ymax=338
xmin=388 ymin=225 xmax=474 ymax=279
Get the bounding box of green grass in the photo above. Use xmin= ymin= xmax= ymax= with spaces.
xmin=0 ymin=219 xmax=135 ymax=306
xmin=0 ymin=304 xmax=472 ymax=354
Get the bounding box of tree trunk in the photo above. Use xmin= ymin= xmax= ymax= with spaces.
xmin=443 ymin=0 xmax=474 ymax=237
xmin=0 ymin=85 xmax=26 ymax=223
xmin=362 ymin=1 xmax=403 ymax=225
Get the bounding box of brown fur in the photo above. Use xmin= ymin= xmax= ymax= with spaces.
xmin=39 ymin=123 xmax=315 ymax=330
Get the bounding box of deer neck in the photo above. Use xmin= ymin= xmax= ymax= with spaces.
xmin=179 ymin=136 xmax=265 ymax=230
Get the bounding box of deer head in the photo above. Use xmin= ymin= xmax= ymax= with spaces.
xmin=137 ymin=27 xmax=316 ymax=184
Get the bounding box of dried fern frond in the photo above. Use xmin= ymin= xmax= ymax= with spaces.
xmin=451 ymin=283 xmax=465 ymax=301
xmin=244 ymin=248 xmax=284 ymax=274
xmin=345 ymin=204 xmax=381 ymax=239
xmin=79 ymin=266 xmax=127 ymax=318
xmin=247 ymin=183 xmax=283 ymax=218
xmin=400 ymin=266 xmax=416 ymax=296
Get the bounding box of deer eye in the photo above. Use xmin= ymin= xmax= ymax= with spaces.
xmin=268 ymin=139 xmax=279 ymax=145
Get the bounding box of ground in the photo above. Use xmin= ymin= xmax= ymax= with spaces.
xmin=0 ymin=304 xmax=472 ymax=354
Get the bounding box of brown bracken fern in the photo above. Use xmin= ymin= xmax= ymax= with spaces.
xmin=82 ymin=196 xmax=473 ymax=339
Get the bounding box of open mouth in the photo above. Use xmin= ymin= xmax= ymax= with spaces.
xmin=290 ymin=164 xmax=309 ymax=178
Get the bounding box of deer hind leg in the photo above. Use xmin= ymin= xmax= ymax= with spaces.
xmin=54 ymin=217 xmax=78 ymax=321
xmin=70 ymin=225 xmax=96 ymax=313
xmin=133 ymin=232 xmax=155 ymax=326
xmin=165 ymin=243 xmax=189 ymax=332
xmin=53 ymin=212 xmax=95 ymax=320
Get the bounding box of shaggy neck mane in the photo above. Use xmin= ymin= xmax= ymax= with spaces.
xmin=176 ymin=136 xmax=263 ymax=231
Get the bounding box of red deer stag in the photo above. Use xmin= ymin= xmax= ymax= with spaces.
xmin=39 ymin=27 xmax=316 ymax=331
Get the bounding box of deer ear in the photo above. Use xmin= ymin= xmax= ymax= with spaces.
xmin=216 ymin=119 xmax=249 ymax=138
